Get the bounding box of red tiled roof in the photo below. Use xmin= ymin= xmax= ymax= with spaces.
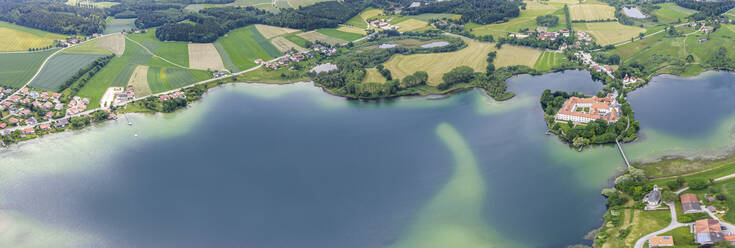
xmin=681 ymin=193 xmax=698 ymax=203
xmin=695 ymin=219 xmax=721 ymax=234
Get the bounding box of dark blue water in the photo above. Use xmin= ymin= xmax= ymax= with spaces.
xmin=0 ymin=70 xmax=620 ymax=248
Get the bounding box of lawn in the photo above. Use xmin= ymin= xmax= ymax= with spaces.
xmin=533 ymin=51 xmax=565 ymax=72
xmin=573 ymin=22 xmax=646 ymax=46
xmin=317 ymin=28 xmax=363 ymax=42
xmin=217 ymin=25 xmax=282 ymax=70
xmin=0 ymin=21 xmax=66 ymax=52
xmin=660 ymin=226 xmax=697 ymax=247
xmin=652 ymin=3 xmax=697 ymax=24
xmin=569 ymin=4 xmax=615 ymax=21
xmin=362 ymin=68 xmax=387 ymax=83
xmin=103 ymin=18 xmax=136 ymax=35
xmin=0 ymin=49 xmax=58 ymax=88
xmin=29 ymin=53 xmax=107 ymax=91
xmin=383 ymin=39 xmax=495 ymax=85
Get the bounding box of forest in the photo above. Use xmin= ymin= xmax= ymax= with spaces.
xmin=155 ymin=0 xmax=366 ymax=42
xmin=0 ymin=0 xmax=106 ymax=35
xmin=402 ymin=0 xmax=523 ymax=25
xmin=674 ymin=0 xmax=735 ymax=20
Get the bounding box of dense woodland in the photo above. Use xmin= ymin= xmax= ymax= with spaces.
xmin=156 ymin=0 xmax=366 ymax=42
xmin=402 ymin=0 xmax=522 ymax=24
xmin=0 ymin=0 xmax=106 ymax=35
xmin=674 ymin=0 xmax=735 ymax=20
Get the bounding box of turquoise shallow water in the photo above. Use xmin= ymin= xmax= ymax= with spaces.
xmin=1 ymin=70 xmax=734 ymax=247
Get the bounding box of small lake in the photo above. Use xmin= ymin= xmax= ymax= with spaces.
xmin=2 ymin=70 xmax=735 ymax=247
xmin=623 ymin=7 xmax=647 ymax=19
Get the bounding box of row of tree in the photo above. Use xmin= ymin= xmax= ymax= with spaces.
xmin=0 ymin=1 xmax=106 ymax=35
xmin=402 ymin=0 xmax=523 ymax=25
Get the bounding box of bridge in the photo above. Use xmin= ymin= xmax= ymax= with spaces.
xmin=616 ymin=139 xmax=631 ymax=168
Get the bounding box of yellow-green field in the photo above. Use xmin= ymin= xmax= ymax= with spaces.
xmin=383 ymin=39 xmax=493 ymax=85
xmin=297 ymin=31 xmax=347 ymax=45
xmin=361 ymin=8 xmax=384 ymax=20
xmin=270 ymin=36 xmax=307 ymax=53
xmin=127 ymin=65 xmax=151 ymax=97
xmin=573 ymin=22 xmax=645 ymax=46
xmin=0 ymin=21 xmax=66 ymax=52
xmin=383 ymin=39 xmax=543 ymax=85
xmin=569 ymin=4 xmax=615 ymax=21
xmin=396 ymin=19 xmax=429 ymax=32
xmin=363 ymin=68 xmax=387 ymax=83
xmin=337 ymin=26 xmax=367 ymax=35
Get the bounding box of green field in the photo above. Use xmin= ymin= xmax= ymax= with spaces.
xmin=283 ymin=34 xmax=309 ymax=48
xmin=165 ymin=68 xmax=198 ymax=89
xmin=660 ymin=226 xmax=697 ymax=247
xmin=77 ymin=40 xmax=139 ymax=108
xmin=61 ymin=39 xmax=112 ymax=55
xmin=533 ymin=51 xmax=565 ymax=72
xmin=104 ymin=18 xmax=136 ymax=35
xmin=317 ymin=28 xmax=363 ymax=42
xmin=0 ymin=21 xmax=66 ymax=52
xmin=213 ymin=41 xmax=238 ymax=72
xmin=147 ymin=67 xmax=171 ymax=93
xmin=573 ymin=22 xmax=646 ymax=46
xmin=0 ymin=49 xmax=58 ymax=88
xmin=129 ymin=30 xmax=190 ymax=67
xmin=216 ymin=25 xmax=282 ymax=70
xmin=29 ymin=53 xmax=107 ymax=91
xmin=469 ymin=2 xmax=566 ymax=37
xmin=652 ymin=3 xmax=697 ymax=24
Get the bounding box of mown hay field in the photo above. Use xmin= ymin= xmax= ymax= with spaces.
xmin=383 ymin=40 xmax=493 ymax=85
xmin=270 ymin=36 xmax=307 ymax=53
xmin=0 ymin=21 xmax=66 ymax=52
xmin=99 ymin=34 xmax=126 ymax=56
xmin=127 ymin=65 xmax=151 ymax=97
xmin=254 ymin=24 xmax=299 ymax=39
xmin=188 ymin=43 xmax=227 ymax=71
xmin=213 ymin=41 xmax=238 ymax=72
xmin=298 ymin=31 xmax=347 ymax=45
xmin=218 ymin=25 xmax=282 ymax=70
xmin=362 ymin=68 xmax=386 ymax=83
xmin=29 ymin=53 xmax=106 ymax=91
xmin=396 ymin=19 xmax=429 ymax=32
xmin=569 ymin=4 xmax=615 ymax=21
xmin=494 ymin=45 xmax=542 ymax=68
xmin=574 ymin=22 xmax=645 ymax=46
xmin=533 ymin=51 xmax=565 ymax=72
xmin=0 ymin=49 xmax=58 ymax=88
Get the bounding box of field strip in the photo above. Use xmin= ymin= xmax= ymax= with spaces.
xmin=188 ymin=43 xmax=227 ymax=71
xmin=124 ymin=36 xmax=188 ymax=69
xmin=127 ymin=65 xmax=152 ymax=97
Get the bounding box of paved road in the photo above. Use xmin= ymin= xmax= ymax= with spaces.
xmin=634 ymin=202 xmax=687 ymax=248
xmin=675 ymin=173 xmax=735 ymax=194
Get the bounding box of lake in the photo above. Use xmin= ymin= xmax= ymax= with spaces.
xmin=623 ymin=7 xmax=647 ymax=19
xmin=1 ymin=70 xmax=735 ymax=247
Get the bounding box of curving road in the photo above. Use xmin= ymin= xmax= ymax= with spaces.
xmin=634 ymin=202 xmax=687 ymax=248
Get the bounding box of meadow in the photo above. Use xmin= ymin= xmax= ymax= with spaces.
xmin=127 ymin=65 xmax=151 ymax=97
xmin=77 ymin=40 xmax=139 ymax=108
xmin=217 ymin=25 xmax=282 ymax=70
xmin=652 ymin=3 xmax=697 ymax=24
xmin=284 ymin=34 xmax=309 ymax=48
xmin=62 ymin=35 xmax=125 ymax=56
xmin=0 ymin=49 xmax=58 ymax=88
xmin=346 ymin=8 xmax=383 ymax=28
xmin=213 ymin=42 xmax=239 ymax=72
xmin=146 ymin=67 xmax=209 ymax=93
xmin=270 ymin=36 xmax=307 ymax=52
xmin=395 ymin=19 xmax=429 ymax=32
xmin=147 ymin=67 xmax=171 ymax=93
xmin=254 ymin=24 xmax=299 ymax=39
xmin=568 ymin=4 xmax=615 ymax=21
xmin=0 ymin=21 xmax=66 ymax=52
xmin=103 ymin=18 xmax=136 ymax=35
xmin=494 ymin=45 xmax=542 ymax=68
xmin=573 ymin=22 xmax=645 ymax=46
xmin=129 ymin=31 xmax=190 ymax=67
xmin=29 ymin=53 xmax=107 ymax=91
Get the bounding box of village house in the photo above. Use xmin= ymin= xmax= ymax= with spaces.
xmin=694 ymin=219 xmax=724 ymax=244
xmin=44 ymin=111 xmax=54 ymax=119
xmin=554 ymin=94 xmax=621 ymax=124
xmin=726 ymin=234 xmax=735 ymax=245
xmin=54 ymin=118 xmax=69 ymax=128
xmin=22 ymin=127 xmax=35 ymax=135
xmin=0 ymin=123 xmax=6 ymax=129
xmin=649 ymin=236 xmax=674 ymax=247
xmin=8 ymin=117 xmax=18 ymax=125
xmin=26 ymin=117 xmax=37 ymax=126
xmin=39 ymin=123 xmax=51 ymax=131
xmin=680 ymin=193 xmax=702 ymax=213
xmin=623 ymin=74 xmax=643 ymax=85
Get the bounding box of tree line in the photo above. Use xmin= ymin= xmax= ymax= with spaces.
xmin=401 ymin=0 xmax=523 ymax=25
xmin=0 ymin=0 xmax=106 ymax=35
